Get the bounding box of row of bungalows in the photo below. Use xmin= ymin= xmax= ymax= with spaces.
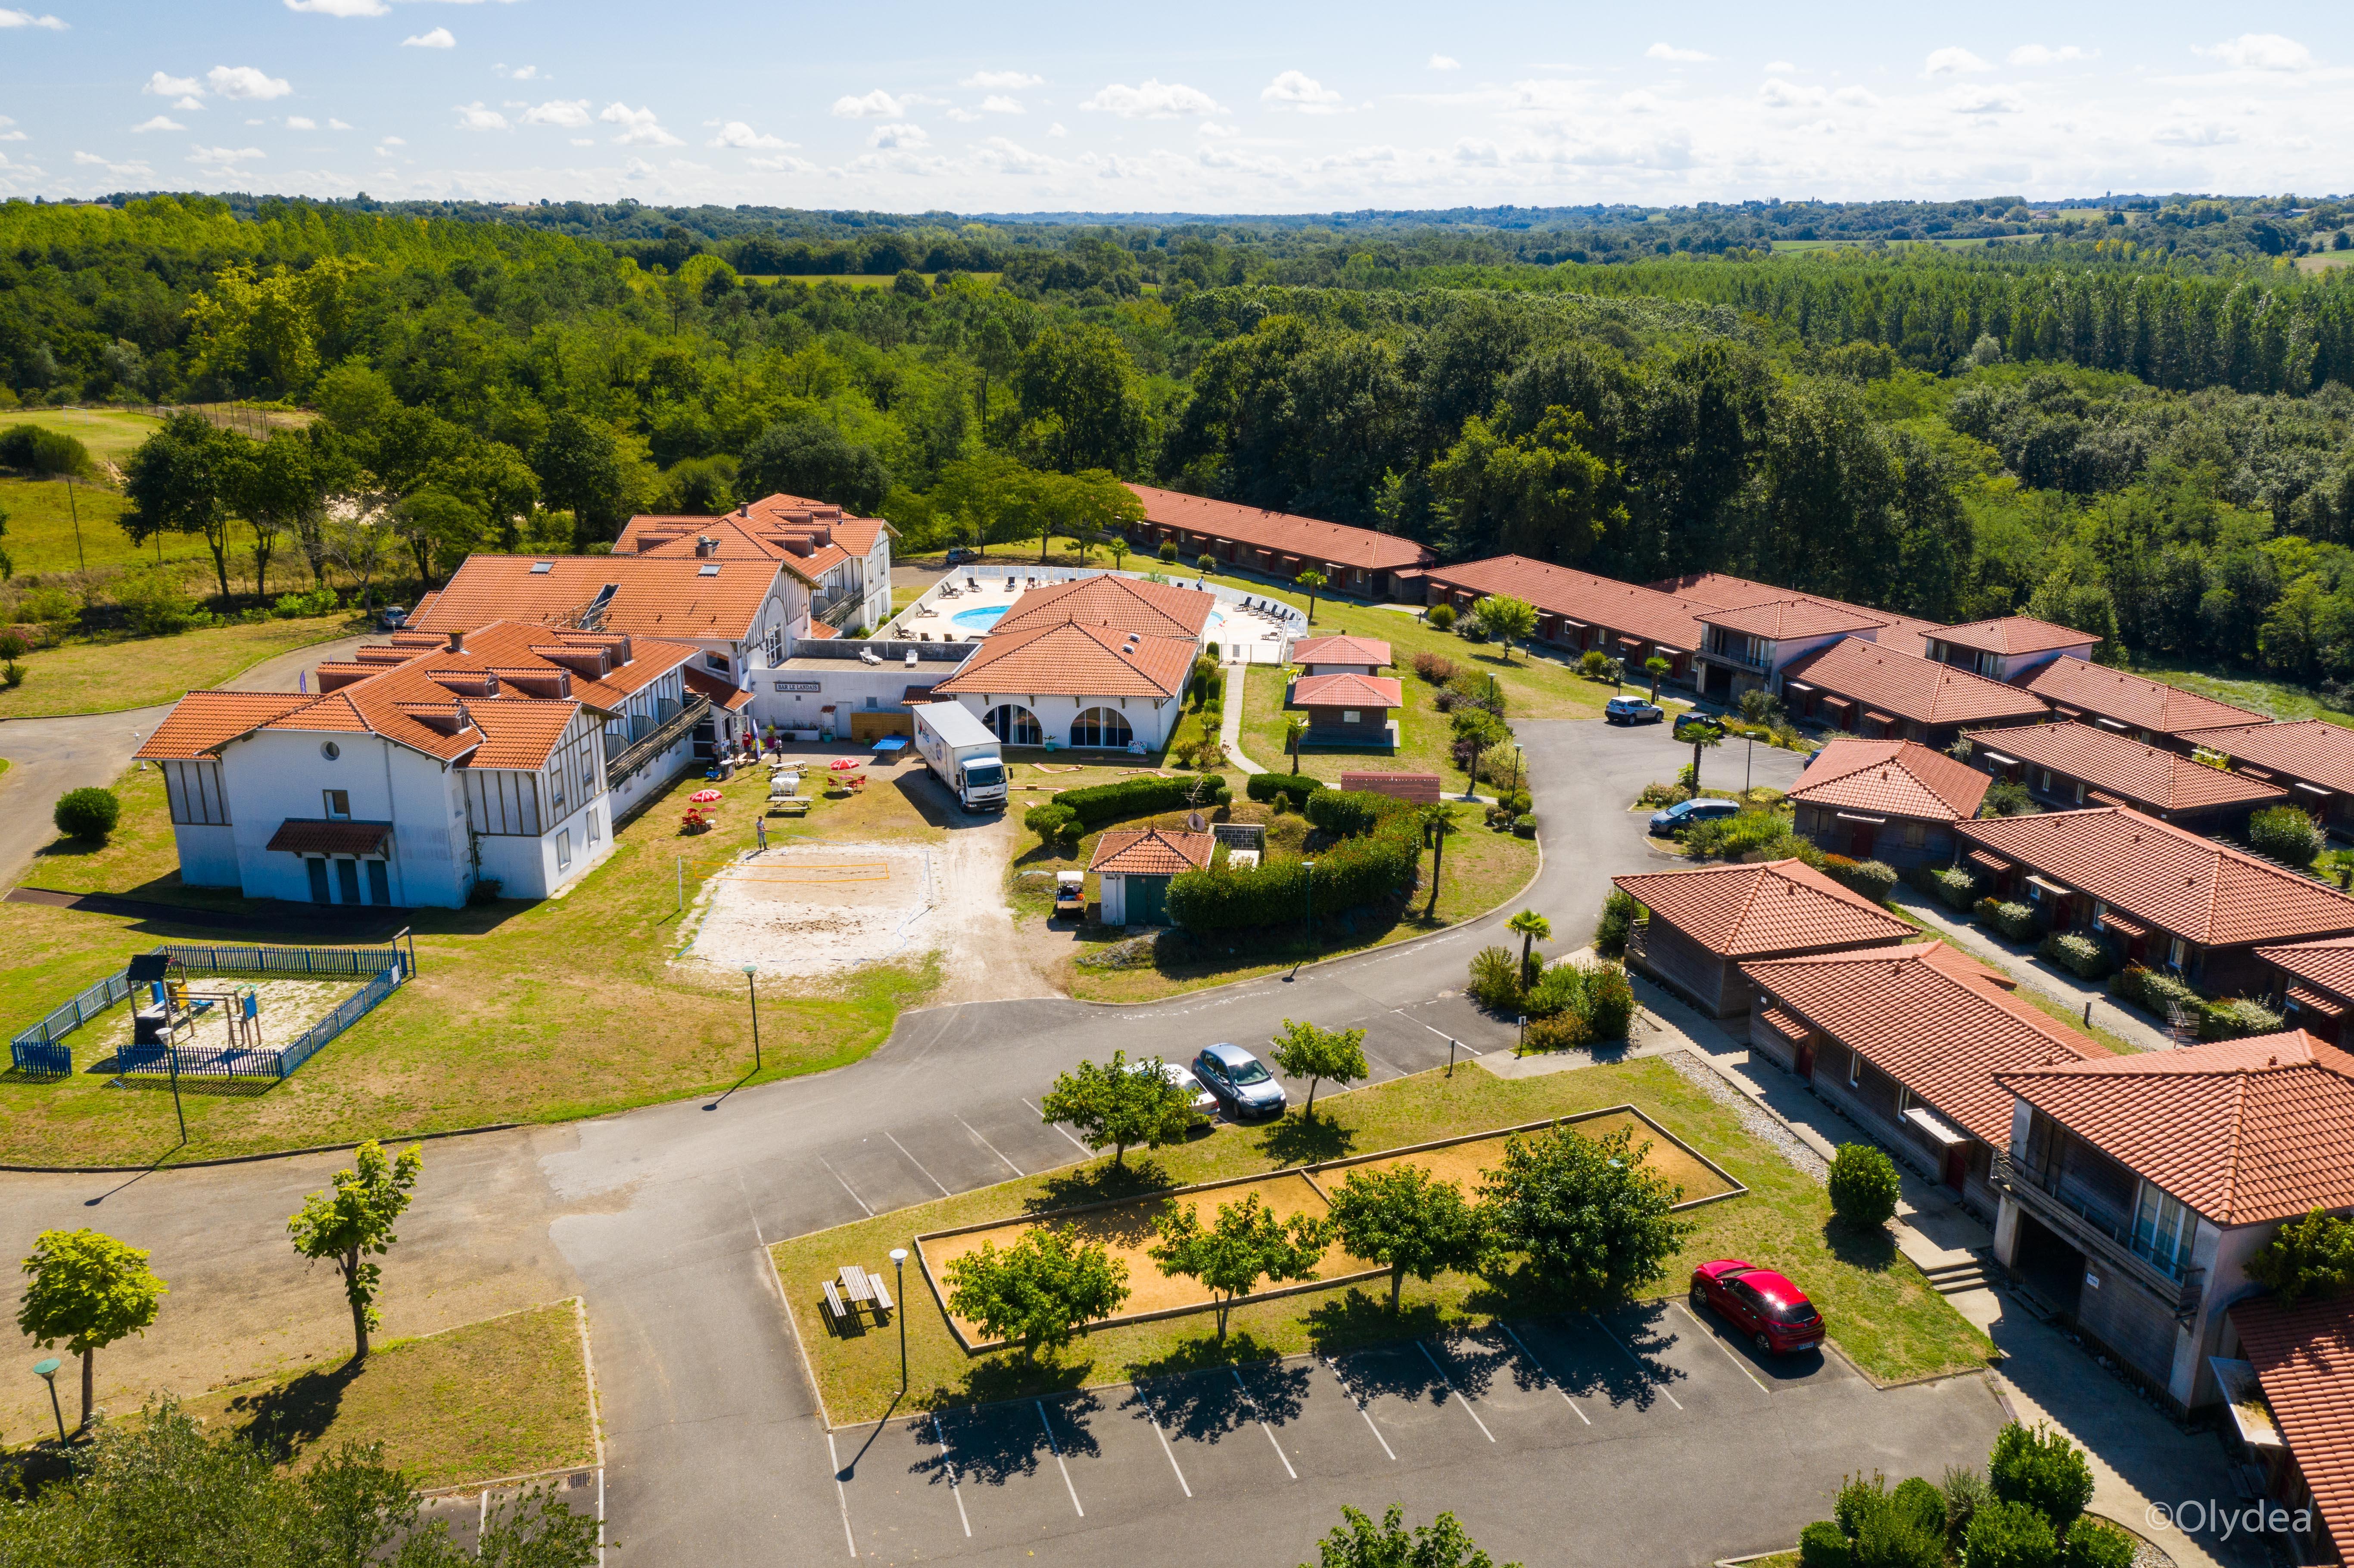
xmin=1123 ymin=485 xmax=1435 ymax=602
xmin=1413 ymin=555 xmax=1714 ymax=686
xmin=1784 ymin=738 xmax=1991 ymax=867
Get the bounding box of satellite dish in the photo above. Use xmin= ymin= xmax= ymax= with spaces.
xmin=1186 ymin=811 xmax=1207 ymax=831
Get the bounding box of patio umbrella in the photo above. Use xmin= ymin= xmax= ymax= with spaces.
xmin=828 ymin=757 xmax=862 ymax=771
xmin=689 ymin=788 xmax=722 ymax=803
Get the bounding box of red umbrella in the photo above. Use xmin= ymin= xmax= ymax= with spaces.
xmin=689 ymin=788 xmax=722 ymax=803
xmin=828 ymin=757 xmax=862 ymax=772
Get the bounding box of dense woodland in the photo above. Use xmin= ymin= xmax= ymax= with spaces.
xmin=5 ymin=193 xmax=2354 ymax=687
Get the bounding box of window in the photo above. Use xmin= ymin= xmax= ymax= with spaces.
xmin=1903 ymin=821 xmax=1926 ymax=849
xmin=2131 ymin=1183 xmax=2195 ymax=1277
xmin=865 ymin=696 xmax=879 ymax=710
xmin=2038 ymin=768 xmax=2053 ymax=791
xmin=587 ymin=808 xmax=601 ymax=846
xmin=2167 ymin=936 xmax=2188 ymax=971
xmin=1071 ymin=707 xmax=1134 ymax=748
xmin=557 ymin=828 xmax=573 ymax=870
xmin=705 ymin=652 xmax=730 ymax=673
xmin=1342 ymin=709 xmax=1361 ymax=724
xmin=323 ymin=790 xmax=351 ymax=821
xmin=1848 ymin=1049 xmax=1862 ymax=1087
xmin=2073 ymin=781 xmax=2087 ymax=805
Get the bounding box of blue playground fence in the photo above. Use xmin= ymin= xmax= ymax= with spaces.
xmin=8 ymin=936 xmax=411 ymax=1080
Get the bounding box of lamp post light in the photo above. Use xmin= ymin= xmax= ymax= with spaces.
xmin=742 ymin=964 xmax=761 ymax=1073
xmin=889 ymin=1248 xmax=909 ymax=1394
xmin=32 ymin=1357 xmax=65 ymax=1444
xmin=1447 ymin=1037 xmax=1460 ymax=1078
xmin=1515 ymin=1014 xmax=1529 ymax=1058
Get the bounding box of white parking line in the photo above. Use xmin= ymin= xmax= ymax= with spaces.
xmin=885 ymin=1129 xmax=952 ymax=1197
xmin=1037 ymin=1401 xmax=1084 ymax=1516
xmin=1416 ymin=1341 xmax=1495 ymax=1444
xmin=1232 ymin=1369 xmax=1297 ymax=1479
xmin=1674 ymin=1299 xmax=1771 ymax=1394
xmin=825 ymin=1431 xmax=856 ymax=1557
xmin=933 ymin=1413 xmax=971 ymax=1538
xmin=958 ymin=1117 xmax=1024 ymax=1177
xmin=1588 ymin=1312 xmax=1683 ymax=1411
xmin=1023 ymin=1098 xmax=1093 ymax=1154
xmin=1501 ymin=1323 xmax=1588 ymax=1425
xmin=1320 ymin=1356 xmax=1396 ymax=1461
xmin=1394 ymin=1008 xmax=1482 ymax=1055
xmin=816 ymin=1155 xmax=872 ymax=1217
xmin=1130 ymin=1384 xmax=1192 ymax=1497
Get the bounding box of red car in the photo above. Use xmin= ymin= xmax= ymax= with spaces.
xmin=1690 ymin=1260 xmax=1826 ymax=1355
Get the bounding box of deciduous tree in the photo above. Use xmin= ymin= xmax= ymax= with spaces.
xmin=1266 ymin=1018 xmax=1367 ymax=1120
xmin=16 ymin=1227 xmax=167 ymax=1431
xmin=1149 ymin=1192 xmax=1328 ymax=1341
xmin=288 ymin=1140 xmax=423 ymax=1362
xmin=1326 ymin=1165 xmax=1485 ymax=1311
xmin=943 ymin=1225 xmax=1130 ymax=1363
xmin=1038 ymin=1052 xmax=1196 ymax=1167
xmin=1302 ymin=1504 xmax=1520 ymax=1568
xmin=1477 ymin=1124 xmax=1691 ymax=1305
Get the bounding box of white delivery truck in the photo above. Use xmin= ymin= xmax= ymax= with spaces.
xmin=912 ymin=702 xmax=1008 ymax=812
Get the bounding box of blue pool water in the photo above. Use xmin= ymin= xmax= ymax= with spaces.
xmin=950 ymin=604 xmax=1010 ymax=630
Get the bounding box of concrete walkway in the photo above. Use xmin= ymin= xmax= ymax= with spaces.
xmin=1217 ymin=656 xmax=1265 ymax=775
xmin=1889 ymin=889 xmax=2176 ymax=1053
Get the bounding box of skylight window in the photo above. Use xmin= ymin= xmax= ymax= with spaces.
xmin=530 ymin=560 xmax=554 ymax=574
xmin=698 ymin=564 xmax=720 ymax=577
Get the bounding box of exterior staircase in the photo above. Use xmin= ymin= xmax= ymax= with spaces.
xmin=1917 ymin=1251 xmax=2001 ymax=1296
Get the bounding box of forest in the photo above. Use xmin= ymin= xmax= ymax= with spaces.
xmin=4 ymin=192 xmax=2354 ymax=689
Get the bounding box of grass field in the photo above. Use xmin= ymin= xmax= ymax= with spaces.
xmin=182 ymin=1301 xmax=595 ymax=1489
xmin=0 ymin=613 xmax=355 ymax=719
xmin=1 ymin=406 xmax=164 ymax=465
xmin=0 ymin=758 xmax=937 ymax=1166
xmin=771 ymin=1058 xmax=1994 ymax=1428
xmin=2120 ymin=656 xmax=2354 ymax=728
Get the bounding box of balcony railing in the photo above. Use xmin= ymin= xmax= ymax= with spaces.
xmin=1625 ymin=921 xmax=1650 ymax=966
xmin=606 ymin=693 xmax=709 ymax=787
xmin=817 ymin=593 xmax=863 ymax=629
xmin=1992 ymin=1151 xmax=2206 ymax=1319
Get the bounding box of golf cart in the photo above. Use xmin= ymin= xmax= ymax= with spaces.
xmin=1054 ymin=871 xmax=1086 ymax=921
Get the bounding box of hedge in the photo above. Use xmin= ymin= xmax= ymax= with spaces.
xmin=1304 ymin=786 xmax=1388 ymax=837
xmin=1246 ymin=772 xmax=1326 ymax=804
xmin=1974 ymin=896 xmax=2038 ymax=942
xmin=2039 ymin=931 xmax=2112 ymax=980
xmin=1055 ymin=773 xmax=1226 ymax=829
xmin=1165 ymin=790 xmax=1418 ymax=933
xmin=1920 ymin=863 xmax=1980 ymax=912
xmin=1827 ymin=857 xmax=1897 ymax=902
xmin=2110 ymin=964 xmax=2200 ymax=1020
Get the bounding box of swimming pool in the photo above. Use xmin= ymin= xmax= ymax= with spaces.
xmin=950 ymin=604 xmax=1009 ymax=630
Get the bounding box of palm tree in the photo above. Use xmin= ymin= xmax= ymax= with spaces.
xmin=1418 ymin=803 xmax=1459 ymax=917
xmin=1109 ymin=538 xmax=1130 ymax=573
xmin=1644 ymin=654 xmax=1672 ymax=703
xmin=1507 ymin=908 xmax=1552 ymax=983
xmin=1686 ymin=719 xmax=1725 ymax=792
xmin=1296 ymin=569 xmax=1327 ymax=624
xmin=1285 ymin=715 xmax=1308 ymax=774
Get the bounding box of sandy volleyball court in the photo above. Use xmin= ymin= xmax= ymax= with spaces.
xmin=686 ymin=843 xmax=937 ymax=979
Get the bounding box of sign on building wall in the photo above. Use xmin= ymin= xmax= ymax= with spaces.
xmin=773 ymin=680 xmax=822 ymax=693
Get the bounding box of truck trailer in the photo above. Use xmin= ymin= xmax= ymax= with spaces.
xmin=912 ymin=702 xmax=1008 ymax=812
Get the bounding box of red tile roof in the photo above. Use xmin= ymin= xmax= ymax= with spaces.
xmin=2177 ymin=719 xmax=2354 ymax=798
xmin=1127 ymin=484 xmax=1434 ymax=572
xmin=410 ymin=555 xmax=783 ymax=642
xmin=1996 ymin=1030 xmax=2354 ymax=1224
xmin=1650 ymin=572 xmax=1945 ymax=657
xmin=1700 ymin=598 xmax=1888 ymax=640
xmin=465 ymin=700 xmax=584 ymax=769
xmin=1964 ymin=722 xmax=2291 ymax=814
xmin=1611 ymin=856 xmax=1917 ymax=958
xmin=1789 ymin=739 xmax=1992 ymax=823
xmin=931 ymin=621 xmax=1195 ymax=700
xmin=685 ymin=666 xmax=754 ymax=712
xmin=1933 ymin=616 xmax=2102 ymax=657
xmin=617 ymin=492 xmax=891 ymax=570
xmin=2024 ymin=658 xmax=2269 ymax=736
xmin=264 ymin=819 xmax=392 ymax=856
xmin=1743 ymin=941 xmax=2105 ymax=1144
xmin=1424 ymin=556 xmax=1710 ymax=653
xmin=2230 ymin=1293 xmax=2354 ymax=1559
xmin=1783 ymin=638 xmax=2049 ymax=728
xmin=1290 ymin=635 xmax=1392 ymax=668
xmin=1959 ymin=806 xmax=2354 ymax=949
xmin=1089 ymin=828 xmax=1215 ymax=875
xmin=1292 ymin=673 xmax=1403 ymax=710
xmin=992 ymin=575 xmax=1214 ymax=640
xmin=135 ymin=692 xmax=318 ymax=761
xmin=2257 ymin=935 xmax=2354 ymax=1006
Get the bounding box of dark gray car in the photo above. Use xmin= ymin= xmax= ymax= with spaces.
xmin=1192 ymin=1042 xmax=1287 ymax=1121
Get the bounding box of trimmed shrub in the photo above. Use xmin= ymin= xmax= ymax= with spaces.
xmin=1425 ymin=603 xmax=1456 ymax=631
xmin=1974 ymin=898 xmax=2037 ymax=942
xmin=2039 ymin=931 xmax=2112 ymax=980
xmin=2062 ymin=1519 xmax=2135 ymax=1568
xmin=2109 ymin=964 xmax=2200 ymax=1020
xmin=1523 ymin=1011 xmax=1592 ymax=1053
xmin=1857 ymin=1507 xmax=1948 ymax=1568
xmin=1828 ymin=1143 xmax=1900 ymax=1230
xmin=53 ymin=786 xmax=120 ymax=841
xmin=1165 ymin=790 xmax=1415 ymax=934
xmin=1987 ymin=1421 xmax=2095 ymax=1534
xmin=1981 ymin=779 xmax=2042 ymax=818
xmin=1637 ymin=781 xmax=1691 ymax=808
xmin=1055 ymin=773 xmax=1226 ymax=829
xmin=1467 ymin=946 xmax=1522 ymax=1011
xmin=1411 ymin=649 xmax=1459 ymax=684
xmin=1828 ymin=858 xmax=1897 ymax=903
xmin=1924 ymin=864 xmax=1980 ymax=912
xmin=1513 ymin=814 xmax=1538 ymax=838
xmin=1577 ymin=648 xmax=1616 ymax=681
xmin=1595 ymin=889 xmax=1638 ymax=957
xmin=1304 ymin=787 xmax=1387 ymax=838
xmin=1024 ymin=802 xmax=1078 ymax=849
xmin=1583 ymin=964 xmax=1635 ymax=1040
xmin=1890 ymin=1478 xmax=1946 ymax=1539
xmin=1836 ymin=1474 xmax=1890 ymax=1540
xmin=2199 ymin=995 xmax=2285 ymax=1041
xmin=1961 ymin=1499 xmax=2059 ymax=1568
xmin=2249 ymin=804 xmax=2325 ymax=868
xmin=1798 ymin=1520 xmax=1853 ymax=1568
xmin=1246 ymin=772 xmax=1325 ymax=804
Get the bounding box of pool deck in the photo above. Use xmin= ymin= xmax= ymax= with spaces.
xmin=884 ymin=566 xmax=1298 ymax=661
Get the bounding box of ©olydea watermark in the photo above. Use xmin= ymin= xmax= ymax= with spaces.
xmin=2145 ymin=1498 xmax=2312 ymax=1540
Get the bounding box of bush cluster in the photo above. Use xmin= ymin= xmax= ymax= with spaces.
xmin=1055 ymin=773 xmax=1226 ymax=829
xmin=1682 ymin=807 xmax=1812 ymax=864
xmin=1424 ymin=603 xmax=1457 ymax=632
xmin=1577 ymin=649 xmax=1617 ymax=681
xmin=2108 ymin=964 xmax=2199 ymax=1019
xmin=1411 ymin=649 xmax=1459 ymax=685
xmin=1824 ymin=856 xmax=1898 ymax=902
xmin=2038 ymin=930 xmax=2113 ymax=980
xmin=1594 ymin=889 xmax=1638 ymax=957
xmin=1828 ymin=1144 xmax=1900 ymax=1229
xmin=1465 ymin=947 xmax=1636 ymax=1044
xmin=2199 ymin=995 xmax=2285 ymax=1040
xmin=1974 ymin=897 xmax=2039 ymax=941
xmin=53 ymin=785 xmax=120 ymax=842
xmin=1800 ymin=1424 xmax=2117 ymax=1568
xmin=272 ymin=586 xmax=340 ymax=619
xmin=1246 ymin=772 xmax=1325 ymax=805
xmin=2249 ymin=804 xmax=2325 ymax=868
xmin=1165 ymin=789 xmax=1416 ymax=933
xmin=1911 ymin=862 xmax=1980 ymax=912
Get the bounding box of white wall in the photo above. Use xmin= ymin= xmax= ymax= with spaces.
xmin=1099 ymin=871 xmax=1127 ymax=925
xmin=751 ymin=662 xmax=960 ymax=731
xmin=217 ymin=727 xmax=467 ymax=908
xmin=946 ymin=691 xmax=1179 ymax=750
xmin=171 ymin=822 xmax=240 ymax=887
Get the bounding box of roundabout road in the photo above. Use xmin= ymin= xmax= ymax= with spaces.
xmin=0 ymin=718 xmax=1811 ymax=1566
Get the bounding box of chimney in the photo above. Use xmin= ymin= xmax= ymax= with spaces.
xmin=696 ymin=535 xmax=718 ymax=558
xmin=446 ymin=629 xmax=465 ymax=653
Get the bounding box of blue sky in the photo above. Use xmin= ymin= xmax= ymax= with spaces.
xmin=3 ymin=2 xmax=2348 ymax=211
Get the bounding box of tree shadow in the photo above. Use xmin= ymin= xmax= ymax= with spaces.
xmin=1253 ymin=1114 xmax=1356 ymax=1166
xmin=1303 ymin=1286 xmax=1447 ymax=1357
xmin=1130 ymin=1350 xmax=1312 ymax=1443
xmin=1125 ymin=1327 xmax=1289 ymax=1386
xmin=920 ymin=1384 xmax=1103 ymax=1487
xmin=218 ymin=1357 xmax=366 ymax=1464
xmin=1823 ymin=1217 xmax=1899 ymax=1273
xmin=1023 ymin=1158 xmax=1174 ymax=1218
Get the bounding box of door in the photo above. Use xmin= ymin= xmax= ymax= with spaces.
xmin=1794 ymin=1042 xmax=1815 ymax=1081
xmin=1847 ymin=828 xmax=1874 ymax=858
xmin=366 ymin=860 xmax=391 ymax=906
xmin=306 ymin=857 xmax=331 ymax=903
xmin=1129 ymin=875 xmax=1167 ymax=925
xmin=336 ymin=858 xmax=362 ymax=904
xmin=1943 ymin=1145 xmax=1970 ymax=1195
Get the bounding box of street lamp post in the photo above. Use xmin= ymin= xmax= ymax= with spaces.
xmin=1515 ymin=1014 xmax=1529 ymax=1058
xmin=1302 ymin=860 xmax=1316 ymax=952
xmin=889 ymin=1248 xmax=909 ymax=1394
xmin=741 ymin=964 xmax=761 ymax=1073
xmin=1447 ymin=1037 xmax=1460 ymax=1078
xmin=32 ymin=1357 xmax=65 ymax=1444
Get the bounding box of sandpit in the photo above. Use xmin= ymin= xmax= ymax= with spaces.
xmin=687 ymin=843 xmax=934 ymax=979
xmin=1323 ymin=1109 xmax=1741 ymax=1209
xmin=76 ymin=976 xmax=364 ymax=1064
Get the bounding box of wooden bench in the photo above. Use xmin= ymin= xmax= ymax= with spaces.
xmin=766 ymin=800 xmax=811 ymax=818
xmin=822 ymin=1280 xmax=850 ymax=1325
xmin=868 ymin=1274 xmax=893 ymax=1313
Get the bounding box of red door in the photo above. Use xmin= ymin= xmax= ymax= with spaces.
xmin=1942 ymin=1145 xmax=1970 ymax=1195
xmin=1794 ymin=1043 xmax=1815 ymax=1081
xmin=1847 ymin=828 xmax=1874 ymax=858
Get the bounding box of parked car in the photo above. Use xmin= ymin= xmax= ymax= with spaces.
xmin=944 ymin=547 xmax=981 ymax=566
xmin=1690 ymin=1259 xmax=1825 ymax=1355
xmin=1672 ymin=713 xmax=1724 ymax=742
xmin=1604 ymin=695 xmax=1664 ymax=725
xmin=1191 ymin=1042 xmax=1288 ymax=1121
xmin=1156 ymin=1060 xmax=1219 ymax=1128
xmin=1647 ymin=798 xmax=1741 ymax=835
xmin=376 ymin=605 xmax=408 ymax=630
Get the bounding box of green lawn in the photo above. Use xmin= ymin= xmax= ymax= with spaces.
xmin=2 ymin=406 xmax=164 ymax=465
xmin=0 ymin=614 xmax=356 ymax=719
xmin=0 ymin=759 xmax=937 ymax=1166
xmin=770 ymin=1057 xmax=1994 ymax=1428
xmin=181 ymin=1300 xmax=595 ymax=1489
xmin=2121 ymin=656 xmax=2354 ymax=729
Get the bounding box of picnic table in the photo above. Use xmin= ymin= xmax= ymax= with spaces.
xmin=821 ymin=1262 xmax=895 ymax=1326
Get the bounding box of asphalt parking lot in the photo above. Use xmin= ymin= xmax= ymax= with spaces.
xmin=414 ymin=1468 xmax=603 ymax=1556
xmin=823 ymin=1304 xmax=2005 ymax=1567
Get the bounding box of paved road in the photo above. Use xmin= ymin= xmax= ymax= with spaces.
xmin=0 ymin=719 xmax=1828 ymax=1566
xmin=0 ymin=632 xmax=367 ymax=886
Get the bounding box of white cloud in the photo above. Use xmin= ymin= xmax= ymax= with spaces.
xmin=868 ymin=121 xmax=927 ymax=149
xmin=980 ymin=95 xmax=1024 ymax=115
xmin=1645 ymin=43 xmax=1713 ymax=62
xmin=173 ymin=97 xmax=204 ymax=111
xmin=187 ymin=144 xmax=265 ymax=168
xmin=1081 ymin=78 xmax=1221 ymax=118
xmin=402 ymin=26 xmax=454 ymax=47
xmin=209 ymin=65 xmax=293 ymax=100
xmin=145 ymin=71 xmax=202 ymax=96
xmin=131 ymin=114 xmax=184 ymax=133
xmin=960 ymin=69 xmax=1042 ymax=90
xmin=75 ymin=152 xmax=154 ymax=177
xmin=1758 ymin=78 xmax=1824 ymax=109
xmin=379 ymin=134 xmax=404 ymax=145
xmin=569 ymin=137 xmax=590 ymax=146
xmin=286 ymin=115 xmax=317 ymax=129
xmin=1948 ymin=84 xmax=2022 ymax=114
xmin=1196 ymin=120 xmax=1237 ymax=138
xmin=284 ymin=0 xmax=386 ymax=13
xmin=831 ymin=88 xmax=905 ymax=119
xmin=2155 ymin=117 xmax=2239 ymax=146
xmin=1453 ymin=137 xmax=1500 ymax=166
xmin=2008 ymin=44 xmax=2094 ymax=66
xmin=2195 ymin=34 xmax=2311 ymax=72
xmin=521 ymin=98 xmax=589 ymax=127
xmin=707 ymin=120 xmax=787 ymax=149
xmin=1762 ymin=59 xmax=1796 ymax=73
xmin=1832 ymin=85 xmax=1880 ymax=107
xmin=453 ymin=102 xmax=508 ymax=130
xmin=1923 ymin=46 xmax=1992 ymax=76
xmin=328 ymin=117 xmax=352 ymax=129
xmin=600 ymin=101 xmax=681 ymax=146
xmin=1427 ymin=55 xmax=1460 ymax=71
xmin=1262 ymin=70 xmax=1342 ymax=111
xmin=0 ymin=7 xmax=69 ymax=26
xmin=1047 ymin=121 xmax=1066 ymax=138
xmin=495 ymin=63 xmax=539 ymax=79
